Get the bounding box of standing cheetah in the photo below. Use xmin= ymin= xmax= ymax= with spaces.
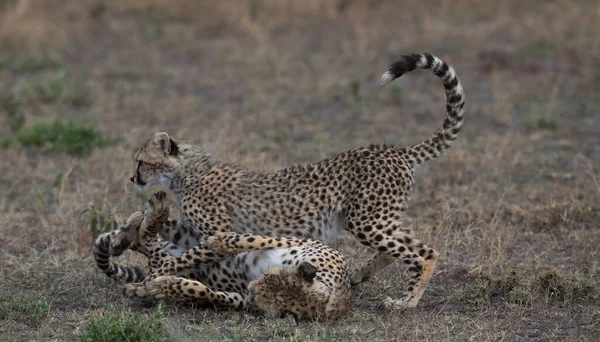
xmin=129 ymin=53 xmax=465 ymax=309
xmin=93 ymin=192 xmax=351 ymax=321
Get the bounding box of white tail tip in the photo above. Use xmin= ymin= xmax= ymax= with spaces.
xmin=379 ymin=71 xmax=394 ymax=86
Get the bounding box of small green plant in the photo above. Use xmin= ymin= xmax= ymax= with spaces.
xmin=531 ymin=269 xmax=599 ymax=303
xmin=462 ymin=269 xmax=599 ymax=309
xmin=388 ymin=83 xmax=402 ymax=102
xmin=104 ymin=69 xmax=142 ymax=82
xmin=0 ymin=293 xmax=51 ymax=326
xmin=0 ymin=54 xmax=60 ymax=73
xmin=142 ymin=21 xmax=164 ymax=41
xmin=350 ymin=78 xmax=361 ymax=102
xmin=81 ymin=306 xmax=168 ymax=342
xmin=2 ymin=120 xmax=117 ymax=155
xmin=1 ymin=94 xmax=25 ymax=132
xmin=573 ymin=94 xmax=596 ymax=118
xmin=270 ymin=128 xmax=287 ymax=143
xmin=508 ymin=283 xmax=535 ymax=305
xmin=271 ymin=327 xmax=298 ymax=340
xmin=311 ymin=327 xmax=336 ymax=342
xmin=462 ymin=271 xmax=522 ymax=307
xmin=521 ymin=39 xmax=556 ymax=58
xmin=54 ymin=171 xmax=65 ymax=187
xmin=522 ymin=104 xmax=557 ymax=130
xmin=248 ymin=0 xmax=264 ymax=21
xmin=15 ymin=71 xmax=93 ymax=106
xmin=337 ymin=0 xmax=353 ymax=14
xmin=570 ymin=277 xmax=599 ymax=301
xmin=534 ymin=204 xmax=600 ymax=230
xmin=85 ymin=207 xmax=119 ymax=238
xmin=222 ymin=330 xmax=247 ymax=342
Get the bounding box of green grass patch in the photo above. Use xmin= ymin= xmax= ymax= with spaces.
xmin=104 ymin=68 xmax=143 ymax=82
xmin=269 ymin=326 xmax=337 ymax=342
xmin=14 ymin=71 xmax=93 ymax=106
xmin=462 ymin=269 xmax=599 ymax=309
xmin=520 ymin=39 xmax=557 ymax=59
xmin=388 ymin=83 xmax=403 ymax=102
xmin=0 ymin=54 xmax=61 ymax=73
xmin=1 ymin=94 xmax=25 ymax=132
xmin=0 ymin=293 xmax=51 ymax=326
xmin=81 ymin=306 xmax=168 ymax=342
xmin=522 ymin=104 xmax=557 ymax=130
xmin=463 ymin=270 xmax=523 ymax=307
xmin=85 ymin=206 xmax=120 ymax=238
xmin=531 ymin=269 xmax=599 ymax=303
xmin=573 ymin=93 xmax=597 ymax=118
xmin=1 ymin=120 xmax=117 ymax=155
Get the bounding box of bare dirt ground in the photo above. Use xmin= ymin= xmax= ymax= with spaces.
xmin=1 ymin=1 xmax=599 ymax=341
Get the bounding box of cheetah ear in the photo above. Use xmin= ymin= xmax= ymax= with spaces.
xmin=152 ymin=132 xmax=178 ymax=156
xmin=298 ymin=262 xmax=318 ymax=282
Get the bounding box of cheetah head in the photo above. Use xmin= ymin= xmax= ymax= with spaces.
xmin=130 ymin=132 xmax=181 ymax=190
xmin=248 ymin=262 xmax=350 ymax=322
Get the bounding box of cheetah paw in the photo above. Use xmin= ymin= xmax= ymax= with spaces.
xmin=206 ymin=233 xmax=237 ymax=254
xmin=125 ymin=210 xmax=146 ymax=228
xmin=123 ymin=282 xmax=154 ymax=298
xmin=149 ymin=276 xmax=182 ymax=300
xmin=383 ymin=297 xmax=410 ymax=311
xmin=109 ymin=210 xmax=145 ymax=256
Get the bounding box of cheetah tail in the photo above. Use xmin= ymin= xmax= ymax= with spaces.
xmin=93 ymin=231 xmax=146 ymax=283
xmin=380 ymin=53 xmax=465 ymax=164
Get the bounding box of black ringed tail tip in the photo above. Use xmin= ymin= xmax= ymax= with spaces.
xmin=93 ymin=231 xmax=146 ymax=283
xmin=380 ymin=53 xmax=465 ymax=164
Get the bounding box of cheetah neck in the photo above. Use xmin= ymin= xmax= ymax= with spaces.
xmin=167 ymin=148 xmax=217 ymax=198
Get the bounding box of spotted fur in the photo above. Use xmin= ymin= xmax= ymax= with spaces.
xmin=129 ymin=52 xmax=465 ymax=309
xmin=96 ymin=192 xmax=351 ymax=321
xmin=93 ymin=211 xmax=148 ymax=283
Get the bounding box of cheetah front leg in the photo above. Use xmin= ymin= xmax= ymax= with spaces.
xmin=117 ymin=192 xmax=172 ymax=297
xmin=158 ymin=218 xmax=202 ymax=248
xmin=150 ymin=243 xmax=231 ymax=280
xmin=123 ymin=268 xmax=200 ymax=298
xmin=152 ymin=212 xmax=238 ymax=279
xmin=146 ymin=276 xmax=249 ymax=310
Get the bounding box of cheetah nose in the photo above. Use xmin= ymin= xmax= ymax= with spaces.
xmin=130 ymin=176 xmax=135 ymax=183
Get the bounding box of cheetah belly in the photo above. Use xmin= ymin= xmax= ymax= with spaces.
xmin=243 ymin=248 xmax=297 ymax=281
xmin=314 ymin=209 xmax=344 ymax=241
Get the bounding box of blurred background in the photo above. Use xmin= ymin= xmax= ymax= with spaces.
xmin=0 ymin=1 xmax=599 ymax=341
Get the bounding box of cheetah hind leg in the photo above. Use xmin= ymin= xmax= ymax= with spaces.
xmin=350 ymin=232 xmax=439 ymax=310
xmin=151 ymin=233 xmax=313 ymax=279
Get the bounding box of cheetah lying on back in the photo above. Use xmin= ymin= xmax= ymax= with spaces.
xmin=128 ymin=52 xmax=465 ymax=309
xmin=94 ymin=192 xmax=351 ymax=321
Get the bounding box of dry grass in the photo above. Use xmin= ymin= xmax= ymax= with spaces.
xmin=1 ymin=0 xmax=599 ymax=341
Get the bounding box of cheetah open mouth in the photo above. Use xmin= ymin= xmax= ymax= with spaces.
xmin=130 ymin=176 xmax=146 ymax=187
